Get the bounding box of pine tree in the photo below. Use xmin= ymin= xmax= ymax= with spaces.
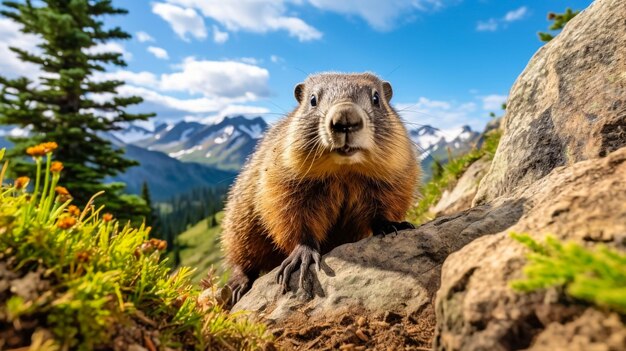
xmin=141 ymin=181 xmax=154 ymax=225
xmin=538 ymin=8 xmax=580 ymax=42
xmin=0 ymin=0 xmax=154 ymax=211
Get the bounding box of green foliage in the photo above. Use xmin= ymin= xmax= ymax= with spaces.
xmin=0 ymin=0 xmax=154 ymax=214
xmin=538 ymin=8 xmax=580 ymax=42
xmin=179 ymin=212 xmax=226 ymax=283
xmin=140 ymin=181 xmax=159 ymax=232
xmin=0 ymin=147 xmax=270 ymax=350
xmin=408 ymin=129 xmax=501 ymax=225
xmin=511 ymin=233 xmax=626 ymax=314
xmin=156 ymin=186 xmax=227 ymax=254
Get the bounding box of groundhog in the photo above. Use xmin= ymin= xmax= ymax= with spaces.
xmin=221 ymin=72 xmax=420 ymax=304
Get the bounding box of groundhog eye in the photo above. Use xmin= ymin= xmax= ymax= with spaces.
xmin=372 ymin=91 xmax=380 ymax=107
xmin=310 ymin=94 xmax=317 ymax=107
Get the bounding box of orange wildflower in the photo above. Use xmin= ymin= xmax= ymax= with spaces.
xmin=55 ymin=186 xmax=70 ymax=196
xmin=50 ymin=161 xmax=64 ymax=173
xmin=26 ymin=145 xmax=46 ymax=157
xmin=67 ymin=205 xmax=81 ymax=217
xmin=102 ymin=213 xmax=113 ymax=222
xmin=41 ymin=142 xmax=58 ymax=153
xmin=26 ymin=142 xmax=58 ymax=157
xmin=14 ymin=176 xmax=30 ymax=190
xmin=57 ymin=217 xmax=77 ymax=230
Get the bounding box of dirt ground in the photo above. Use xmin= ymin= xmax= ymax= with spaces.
xmin=266 ymin=305 xmax=436 ymax=351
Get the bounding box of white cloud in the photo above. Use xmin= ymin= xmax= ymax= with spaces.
xmin=481 ymin=94 xmax=507 ymax=111
xmin=270 ymin=55 xmax=284 ymax=63
xmin=136 ymin=31 xmax=155 ymax=43
xmin=93 ymin=58 xmax=270 ymax=103
xmin=397 ymin=94 xmax=507 ymax=132
xmin=90 ymin=57 xmax=272 ymax=121
xmin=197 ymin=105 xmax=271 ymax=124
xmin=308 ymin=0 xmax=452 ymax=31
xmin=160 ymin=58 xmax=270 ymax=99
xmin=158 ymin=0 xmax=456 ymax=41
xmin=92 ymin=70 xmax=159 ymax=87
xmin=115 ymin=85 xmax=270 ymax=122
xmin=147 ymin=46 xmax=169 ymax=60
xmin=118 ymin=85 xmax=242 ymax=114
xmin=504 ymin=7 xmax=528 ymax=22
xmin=476 ymin=19 xmax=498 ymax=32
xmin=152 ymin=2 xmax=207 ymax=41
xmin=165 ymin=0 xmax=322 ymax=41
xmin=213 ymin=25 xmax=229 ymax=44
xmin=477 ymin=6 xmax=529 ymax=32
xmin=396 ymin=97 xmax=484 ymax=131
xmin=0 ymin=18 xmax=42 ymax=79
xmin=86 ymin=42 xmax=133 ymax=61
xmin=239 ymin=57 xmax=260 ymax=65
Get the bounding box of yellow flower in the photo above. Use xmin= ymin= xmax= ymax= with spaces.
xmin=14 ymin=176 xmax=30 ymax=190
xmin=102 ymin=213 xmax=114 ymax=222
xmin=57 ymin=217 xmax=77 ymax=230
xmin=50 ymin=161 xmax=64 ymax=173
xmin=67 ymin=205 xmax=81 ymax=217
xmin=55 ymin=186 xmax=70 ymax=196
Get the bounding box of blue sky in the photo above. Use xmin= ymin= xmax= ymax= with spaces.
xmin=0 ymin=0 xmax=593 ymax=133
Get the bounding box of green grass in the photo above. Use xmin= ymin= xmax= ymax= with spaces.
xmin=511 ymin=233 xmax=626 ymax=314
xmin=177 ymin=212 xmax=226 ymax=284
xmin=407 ymin=129 xmax=501 ymax=225
xmin=0 ymin=144 xmax=270 ymax=350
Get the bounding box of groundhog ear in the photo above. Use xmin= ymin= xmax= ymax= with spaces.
xmin=382 ymin=81 xmax=393 ymax=102
xmin=294 ymin=83 xmax=305 ymax=103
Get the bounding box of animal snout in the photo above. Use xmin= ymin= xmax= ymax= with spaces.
xmin=329 ymin=104 xmax=364 ymax=134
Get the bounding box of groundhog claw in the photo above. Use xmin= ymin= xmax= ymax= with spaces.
xmin=373 ymin=220 xmax=415 ymax=236
xmin=275 ymin=244 xmax=321 ymax=297
xmin=231 ymin=281 xmax=249 ymax=306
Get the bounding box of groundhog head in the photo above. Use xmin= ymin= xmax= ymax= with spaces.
xmin=284 ymin=72 xmax=413 ymax=178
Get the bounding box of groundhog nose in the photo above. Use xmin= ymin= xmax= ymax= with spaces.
xmin=329 ymin=108 xmax=364 ymax=134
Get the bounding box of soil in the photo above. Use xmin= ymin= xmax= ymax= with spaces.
xmin=267 ymin=306 xmax=436 ymax=351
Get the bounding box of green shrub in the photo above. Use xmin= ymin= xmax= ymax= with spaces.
xmin=0 ymin=144 xmax=270 ymax=350
xmin=511 ymin=233 xmax=626 ymax=314
xmin=408 ymin=130 xmax=501 ymax=224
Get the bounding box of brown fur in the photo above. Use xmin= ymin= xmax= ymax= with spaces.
xmin=220 ymin=72 xmax=421 ymax=295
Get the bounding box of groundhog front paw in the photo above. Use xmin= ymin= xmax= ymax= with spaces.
xmin=275 ymin=244 xmax=321 ymax=298
xmin=225 ymin=271 xmax=252 ymax=306
xmin=373 ymin=220 xmax=415 ymax=236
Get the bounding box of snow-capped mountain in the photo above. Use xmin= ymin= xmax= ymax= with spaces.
xmin=410 ymin=125 xmax=480 ymax=159
xmin=121 ymin=117 xmax=478 ymax=178
xmin=134 ymin=116 xmax=268 ymax=171
xmin=410 ymin=125 xmax=481 ymax=179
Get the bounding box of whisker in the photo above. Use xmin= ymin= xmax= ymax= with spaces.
xmin=384 ymin=64 xmax=402 ymax=78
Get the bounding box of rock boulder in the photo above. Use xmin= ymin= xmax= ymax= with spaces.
xmin=474 ymin=0 xmax=626 ymax=204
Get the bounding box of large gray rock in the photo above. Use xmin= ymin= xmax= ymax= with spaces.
xmin=233 ymin=200 xmax=523 ymax=322
xmin=474 ymin=0 xmax=626 ymax=204
xmin=435 ymin=136 xmax=626 ymax=351
xmin=528 ymin=309 xmax=626 ymax=351
xmin=432 ymin=157 xmax=491 ymax=216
